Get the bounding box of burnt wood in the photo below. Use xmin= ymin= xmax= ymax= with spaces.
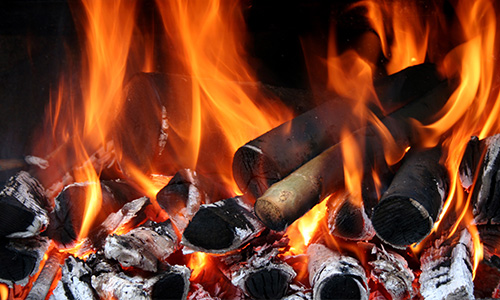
xmin=25 ymin=250 xmax=65 ymax=300
xmin=372 ymin=147 xmax=448 ymax=248
xmin=51 ymin=255 xmax=98 ymax=300
xmin=0 ymin=171 xmax=49 ymax=238
xmin=254 ymin=80 xmax=455 ymax=231
xmin=307 ymin=243 xmax=368 ymax=300
xmin=233 ymin=63 xmax=443 ymax=199
xmin=156 ymin=168 xmax=231 ymax=232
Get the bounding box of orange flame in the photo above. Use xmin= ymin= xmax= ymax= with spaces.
xmin=187 ymin=252 xmax=209 ymax=281
xmin=0 ymin=284 xmax=7 ymax=300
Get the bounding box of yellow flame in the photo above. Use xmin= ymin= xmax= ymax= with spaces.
xmin=0 ymin=284 xmax=8 ymax=300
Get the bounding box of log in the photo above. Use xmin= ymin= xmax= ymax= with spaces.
xmin=0 ymin=236 xmax=50 ymax=286
xmin=156 ymin=169 xmax=231 ymax=232
xmin=459 ymin=134 xmax=500 ymax=224
xmin=371 ymin=147 xmax=448 ymax=248
xmin=419 ymin=229 xmax=474 ymax=300
xmin=50 ymin=255 xmax=97 ymax=300
xmin=25 ymin=250 xmax=65 ymax=300
xmin=0 ymin=171 xmax=49 ymax=238
xmin=48 ymin=179 xmax=144 ymax=247
xmin=368 ymin=246 xmax=415 ymax=300
xmin=91 ymin=265 xmax=191 ymax=300
xmin=233 ymin=63 xmax=444 ymax=199
xmin=307 ymin=243 xmax=368 ymax=300
xmin=255 ymin=80 xmax=455 ymax=231
xmin=182 ymin=196 xmax=265 ymax=253
xmin=327 ymin=191 xmax=375 ymax=241
xmin=104 ymin=219 xmax=179 ymax=272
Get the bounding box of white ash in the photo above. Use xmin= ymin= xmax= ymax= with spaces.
xmin=50 ymin=256 xmax=97 ymax=300
xmin=24 ymin=155 xmax=49 ymax=169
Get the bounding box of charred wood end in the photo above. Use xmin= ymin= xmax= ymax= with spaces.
xmin=327 ymin=194 xmax=375 ymax=241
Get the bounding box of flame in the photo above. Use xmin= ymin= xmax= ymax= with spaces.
xmin=187 ymin=252 xmax=209 ymax=281
xmin=154 ymin=0 xmax=292 ymax=190
xmin=0 ymin=284 xmax=7 ymax=300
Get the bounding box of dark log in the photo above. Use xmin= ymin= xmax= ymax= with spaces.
xmin=91 ymin=265 xmax=190 ymax=300
xmin=156 ymin=169 xmax=231 ymax=232
xmin=478 ymin=224 xmax=500 ymax=259
xmin=74 ymin=196 xmax=150 ymax=257
xmin=233 ymin=63 xmax=444 ymax=199
xmin=307 ymin=243 xmax=368 ymax=300
xmin=25 ymin=250 xmax=65 ymax=300
xmin=255 ymin=80 xmax=455 ymax=231
xmin=50 ymin=255 xmax=98 ymax=300
xmin=371 ymin=147 xmax=448 ymax=248
xmin=419 ymin=229 xmax=474 ymax=300
xmin=459 ymin=134 xmax=500 ymax=224
xmin=473 ymin=258 xmax=500 ymax=299
xmin=48 ymin=179 xmax=143 ymax=248
xmin=0 ymin=171 xmax=49 ymax=238
xmin=182 ymin=196 xmax=265 ymax=253
xmin=327 ymin=191 xmax=375 ymax=241
xmin=368 ymin=247 xmax=415 ymax=300
xmin=104 ymin=219 xmax=179 ymax=272
xmin=0 ymin=236 xmax=50 ymax=286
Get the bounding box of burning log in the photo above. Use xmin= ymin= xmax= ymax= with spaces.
xmin=368 ymin=246 xmax=415 ymax=300
xmin=254 ymin=80 xmax=455 ymax=231
xmin=51 ymin=255 xmax=97 ymax=300
xmin=460 ymin=134 xmax=500 ymax=224
xmin=0 ymin=236 xmax=50 ymax=286
xmin=419 ymin=229 xmax=474 ymax=300
xmin=25 ymin=250 xmax=65 ymax=300
xmin=49 ymin=179 xmax=143 ymax=247
xmin=156 ymin=169 xmax=231 ymax=232
xmin=0 ymin=171 xmax=49 ymax=238
xmin=91 ymin=265 xmax=191 ymax=300
xmin=327 ymin=191 xmax=375 ymax=241
xmin=307 ymin=243 xmax=368 ymax=300
xmin=371 ymin=147 xmax=449 ymax=248
xmin=182 ymin=196 xmax=265 ymax=253
xmin=233 ymin=63 xmax=444 ymax=199
xmin=104 ymin=219 xmax=179 ymax=272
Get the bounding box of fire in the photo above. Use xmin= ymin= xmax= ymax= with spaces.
xmin=0 ymin=284 xmax=7 ymax=300
xmin=187 ymin=252 xmax=209 ymax=281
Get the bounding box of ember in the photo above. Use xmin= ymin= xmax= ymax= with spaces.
xmin=2 ymin=0 xmax=500 ymax=299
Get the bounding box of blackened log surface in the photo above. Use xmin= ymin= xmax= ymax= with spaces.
xmin=0 ymin=171 xmax=49 ymax=238
xmin=244 ymin=269 xmax=289 ymax=300
xmin=182 ymin=197 xmax=265 ymax=253
xmin=151 ymin=265 xmax=191 ymax=300
xmin=0 ymin=236 xmax=49 ymax=285
xmin=156 ymin=169 xmax=231 ymax=232
xmin=233 ymin=63 xmax=443 ymax=199
xmin=372 ymin=147 xmax=448 ymax=248
xmin=459 ymin=136 xmax=481 ymax=190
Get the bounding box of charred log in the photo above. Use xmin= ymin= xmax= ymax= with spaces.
xmin=156 ymin=169 xmax=231 ymax=232
xmin=0 ymin=236 xmax=50 ymax=286
xmin=104 ymin=219 xmax=179 ymax=272
xmin=233 ymin=63 xmax=443 ymax=199
xmin=25 ymin=250 xmax=65 ymax=300
xmin=372 ymin=147 xmax=448 ymax=248
xmin=49 ymin=180 xmax=144 ymax=247
xmin=308 ymin=243 xmax=368 ymax=300
xmin=50 ymin=255 xmax=97 ymax=300
xmin=327 ymin=191 xmax=375 ymax=241
xmin=460 ymin=134 xmax=500 ymax=224
xmin=368 ymin=246 xmax=415 ymax=300
xmin=0 ymin=171 xmax=49 ymax=238
xmin=254 ymin=80 xmax=454 ymax=231
xmin=419 ymin=229 xmax=474 ymax=300
xmin=182 ymin=196 xmax=265 ymax=253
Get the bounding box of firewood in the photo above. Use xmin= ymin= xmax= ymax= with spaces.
xmin=104 ymin=219 xmax=179 ymax=272
xmin=254 ymin=80 xmax=455 ymax=231
xmin=327 ymin=191 xmax=375 ymax=241
xmin=74 ymin=196 xmax=150 ymax=257
xmin=156 ymin=169 xmax=231 ymax=232
xmin=371 ymin=147 xmax=449 ymax=248
xmin=459 ymin=134 xmax=500 ymax=224
xmin=0 ymin=171 xmax=49 ymax=238
xmin=368 ymin=246 xmax=415 ymax=300
xmin=91 ymin=265 xmax=191 ymax=300
xmin=50 ymin=255 xmax=97 ymax=300
xmin=49 ymin=179 xmax=144 ymax=247
xmin=233 ymin=63 xmax=444 ymax=199
xmin=307 ymin=243 xmax=368 ymax=300
xmin=0 ymin=236 xmax=50 ymax=286
xmin=25 ymin=250 xmax=65 ymax=300
xmin=419 ymin=229 xmax=474 ymax=300
xmin=182 ymin=196 xmax=265 ymax=253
